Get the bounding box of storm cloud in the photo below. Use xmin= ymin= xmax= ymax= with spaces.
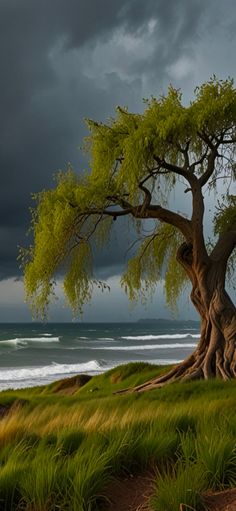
xmin=0 ymin=0 xmax=235 ymax=288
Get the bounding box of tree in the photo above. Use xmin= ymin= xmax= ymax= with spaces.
xmin=20 ymin=77 xmax=236 ymax=391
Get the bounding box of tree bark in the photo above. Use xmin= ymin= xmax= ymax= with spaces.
xmin=117 ymin=243 xmax=236 ymax=393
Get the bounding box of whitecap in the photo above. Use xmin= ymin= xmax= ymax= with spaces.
xmin=90 ymin=343 xmax=197 ymax=351
xmin=0 ymin=360 xmax=103 ymax=382
xmin=28 ymin=337 xmax=60 ymax=343
xmin=0 ymin=339 xmax=27 ymax=347
xmin=121 ymin=333 xmax=200 ymax=341
xmin=98 ymin=337 xmax=114 ymax=341
xmin=0 ymin=337 xmax=60 ymax=350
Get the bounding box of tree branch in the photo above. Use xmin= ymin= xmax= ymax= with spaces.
xmin=189 ymin=148 xmax=209 ymax=173
xmin=176 ymin=140 xmax=190 ymax=170
xmin=153 ymin=155 xmax=194 ymax=185
xmin=139 ymin=177 xmax=152 ymax=211
xmin=142 ymin=204 xmax=192 ymax=240
xmin=197 ymin=131 xmax=215 ymax=150
xmin=73 ymin=206 xmax=133 ymax=223
xmin=199 ymin=147 xmax=219 ymax=188
xmin=211 ymin=227 xmax=236 ymax=263
xmin=220 ymin=138 xmax=236 ymax=144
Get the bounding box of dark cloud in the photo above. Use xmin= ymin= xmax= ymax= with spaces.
xmin=0 ymin=0 xmax=236 ymax=285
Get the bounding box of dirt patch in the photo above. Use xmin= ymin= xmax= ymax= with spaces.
xmin=101 ymin=472 xmax=155 ymax=511
xmin=101 ymin=475 xmax=236 ymax=511
xmin=52 ymin=374 xmax=92 ymax=395
xmin=203 ymin=487 xmax=236 ymax=511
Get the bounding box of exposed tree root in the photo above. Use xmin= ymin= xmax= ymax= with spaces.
xmin=116 ymin=289 xmax=236 ymax=394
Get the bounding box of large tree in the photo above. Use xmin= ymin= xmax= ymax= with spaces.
xmin=21 ymin=78 xmax=236 ymax=390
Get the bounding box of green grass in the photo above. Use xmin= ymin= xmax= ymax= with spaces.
xmin=1 ymin=363 xmax=236 ymax=509
xmin=152 ymin=462 xmax=207 ymax=511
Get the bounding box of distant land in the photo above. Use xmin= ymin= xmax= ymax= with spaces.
xmin=137 ymin=318 xmax=200 ymax=325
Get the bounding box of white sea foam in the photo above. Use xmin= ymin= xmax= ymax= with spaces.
xmin=91 ymin=343 xmax=197 ymax=351
xmin=0 ymin=337 xmax=60 ymax=346
xmin=121 ymin=333 xmax=200 ymax=341
xmin=0 ymin=360 xmax=103 ymax=382
xmin=0 ymin=337 xmax=60 ymax=347
xmin=0 ymin=339 xmax=27 ymax=347
xmin=98 ymin=337 xmax=114 ymax=341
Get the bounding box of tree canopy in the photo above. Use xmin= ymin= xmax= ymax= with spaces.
xmin=20 ymin=77 xmax=236 ymax=320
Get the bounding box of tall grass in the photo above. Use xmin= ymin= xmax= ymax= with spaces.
xmin=195 ymin=424 xmax=236 ymax=489
xmin=0 ymin=459 xmax=25 ymax=511
xmin=152 ymin=462 xmax=207 ymax=511
xmin=19 ymin=454 xmax=61 ymax=510
xmin=69 ymin=446 xmax=111 ymax=511
xmin=0 ymin=364 xmax=236 ymax=509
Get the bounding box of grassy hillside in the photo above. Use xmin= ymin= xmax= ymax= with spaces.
xmin=0 ymin=363 xmax=236 ymax=510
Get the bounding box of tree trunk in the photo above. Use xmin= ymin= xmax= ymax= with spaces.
xmin=117 ymin=244 xmax=236 ymax=393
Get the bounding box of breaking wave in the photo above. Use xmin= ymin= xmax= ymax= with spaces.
xmin=0 ymin=337 xmax=60 ymax=347
xmin=91 ymin=343 xmax=197 ymax=351
xmin=121 ymin=333 xmax=200 ymax=341
xmin=0 ymin=360 xmax=104 ymax=382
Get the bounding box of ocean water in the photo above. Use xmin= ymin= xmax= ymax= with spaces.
xmin=0 ymin=321 xmax=200 ymax=390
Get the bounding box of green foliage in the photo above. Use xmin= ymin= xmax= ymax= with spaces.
xmin=19 ymin=168 xmax=113 ymax=317
xmin=86 ymin=92 xmax=188 ymax=203
xmin=193 ymin=76 xmax=236 ymax=135
xmin=20 ymin=77 xmax=236 ymax=316
xmin=63 ymin=241 xmax=93 ymax=314
xmin=86 ymin=77 xmax=236 ymax=195
xmin=214 ymin=195 xmax=236 ymax=234
xmin=121 ymin=223 xmax=187 ymax=309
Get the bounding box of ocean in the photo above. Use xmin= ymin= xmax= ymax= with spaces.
xmin=0 ymin=321 xmax=200 ymax=390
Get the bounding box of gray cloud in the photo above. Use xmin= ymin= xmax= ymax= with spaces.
xmin=0 ymin=0 xmax=236 ymax=285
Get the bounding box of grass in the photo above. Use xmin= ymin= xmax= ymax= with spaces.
xmin=152 ymin=462 xmax=207 ymax=511
xmin=0 ymin=363 xmax=236 ymax=509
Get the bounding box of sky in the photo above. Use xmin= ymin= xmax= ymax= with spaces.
xmin=0 ymin=0 xmax=236 ymax=322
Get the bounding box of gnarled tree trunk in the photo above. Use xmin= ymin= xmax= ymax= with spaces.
xmin=118 ymin=242 xmax=236 ymax=393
